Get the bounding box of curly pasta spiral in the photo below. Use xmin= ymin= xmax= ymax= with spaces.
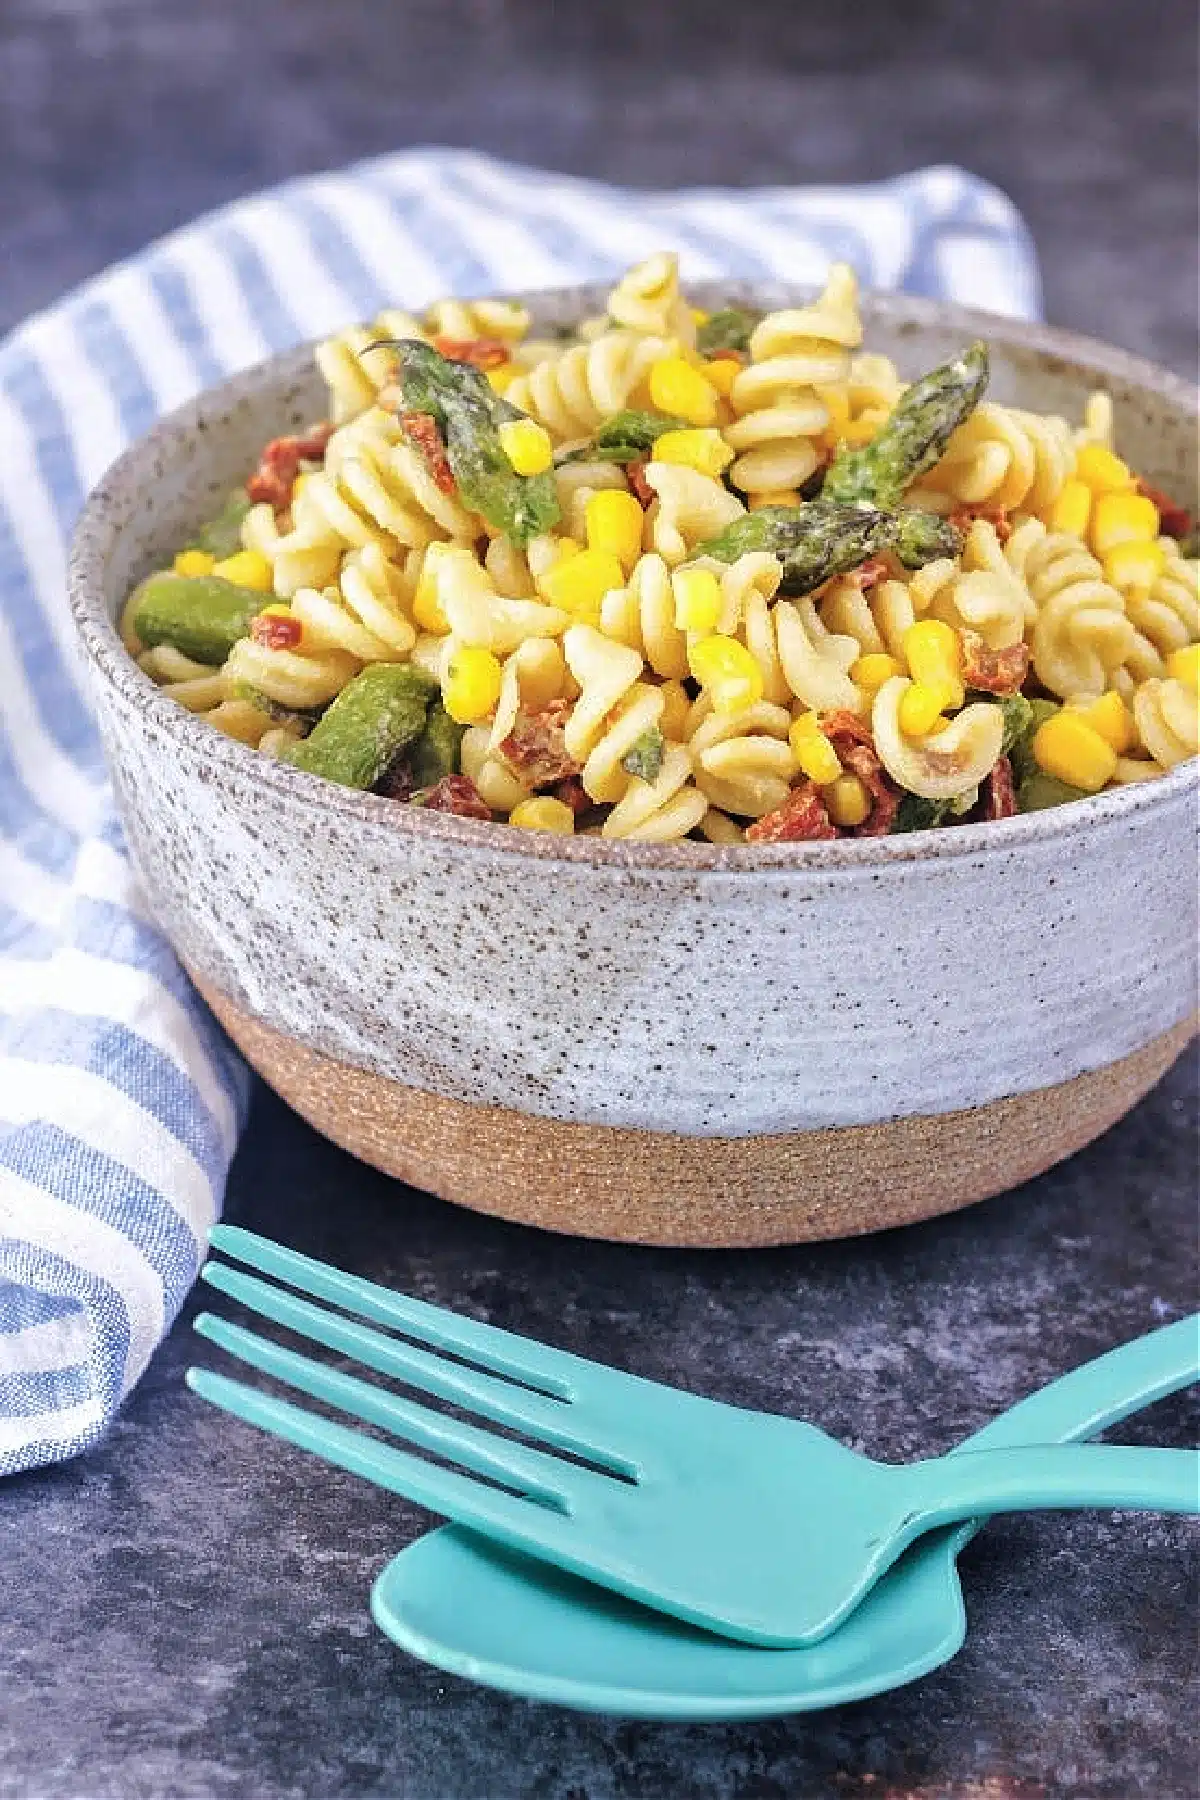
xmin=1002 ymin=522 xmax=1134 ymax=697
xmin=562 ymin=625 xmax=645 ymax=762
xmin=315 ymin=309 xmax=427 ymax=423
xmin=687 ymin=698 xmax=795 ymax=819
xmin=872 ymin=678 xmax=1005 ymax=800
xmin=431 ymin=545 xmax=568 ymax=654
xmin=287 ymin=547 xmax=416 ymax=663
xmin=915 ymin=403 xmax=1076 ymax=518
xmin=1117 ymin=545 xmax=1200 ymax=687
xmin=742 ymin=592 xmax=861 ymax=713
xmin=725 ymin=263 xmax=862 ymax=499
xmin=598 ymin=552 xmax=689 ymax=679
xmin=1131 ymin=677 xmax=1199 ymax=770
xmin=606 ymin=252 xmax=694 ymax=346
xmin=643 ymin=462 xmax=745 ymax=566
xmin=911 ymin=521 xmax=1031 ymax=650
xmin=423 ymin=296 xmax=530 ymax=344
xmin=820 ymin=574 xmax=925 ymax=660
xmin=222 ymin=634 xmax=359 ymax=712
xmin=505 ymin=332 xmax=667 ymax=440
xmin=601 ymin=742 xmax=709 ymax=841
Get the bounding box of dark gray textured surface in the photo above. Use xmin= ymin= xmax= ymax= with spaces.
xmin=2 ymin=3 xmax=1198 ymax=1796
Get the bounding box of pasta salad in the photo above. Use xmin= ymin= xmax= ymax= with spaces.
xmin=122 ymin=256 xmax=1199 ymax=842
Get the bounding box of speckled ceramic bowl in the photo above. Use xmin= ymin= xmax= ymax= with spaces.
xmin=69 ymin=284 xmax=1199 ymax=1246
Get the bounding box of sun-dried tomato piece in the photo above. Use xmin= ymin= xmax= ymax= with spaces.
xmin=246 ymin=422 xmax=334 ymax=510
xmin=412 ymin=774 xmax=492 ymax=819
xmin=552 ymin=775 xmax=590 ymax=816
xmin=401 ymin=410 xmax=457 ymax=495
xmin=498 ymin=698 xmax=580 ymax=788
xmin=843 ymin=744 xmax=900 ymax=837
xmin=820 ymin=709 xmax=875 ymax=753
xmin=948 ymin=504 xmax=1012 ymax=543
xmin=250 ymin=611 xmax=303 ymax=651
xmin=960 ymin=628 xmax=1031 ymax=696
xmin=431 ymin=335 xmax=511 ymax=371
xmin=626 ymin=458 xmax=655 ymax=508
xmin=1135 ymin=477 xmax=1193 ymax=541
xmin=746 ymin=781 xmax=839 ymax=843
xmin=982 ymin=753 xmax=1017 ymax=820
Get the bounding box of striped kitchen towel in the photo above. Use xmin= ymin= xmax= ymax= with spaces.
xmin=0 ymin=149 xmax=1041 ymax=1476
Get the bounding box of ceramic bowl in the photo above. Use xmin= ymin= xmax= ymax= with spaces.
xmin=68 ymin=283 xmax=1199 ymax=1246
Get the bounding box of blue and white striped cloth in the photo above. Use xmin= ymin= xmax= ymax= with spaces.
xmin=0 ymin=149 xmax=1041 ymax=1476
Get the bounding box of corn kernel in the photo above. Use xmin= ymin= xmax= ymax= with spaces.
xmin=690 ymin=307 xmax=711 ymax=326
xmin=902 ymin=619 xmax=965 ymax=707
xmin=1166 ymin=644 xmax=1200 ymax=693
xmin=1049 ymin=478 xmax=1093 ymax=539
xmin=898 ymin=681 xmax=954 ymax=739
xmin=173 ymin=549 xmax=216 ymax=578
xmin=648 ymin=356 xmax=719 ymax=428
xmin=851 ymin=652 xmax=904 ymax=694
xmin=825 ymin=773 xmax=871 ymax=828
xmin=584 ymin=489 xmax=644 ymax=571
xmin=749 ymin=488 xmax=801 ymax=510
xmin=1033 ymin=710 xmax=1117 ymax=793
xmin=700 ymin=356 xmax=740 ymax=398
xmin=1102 ymin=539 xmax=1166 ymax=591
xmin=508 ymin=796 xmax=576 ymax=834
xmin=539 ymin=547 xmax=626 ymax=620
xmin=498 ymin=418 xmax=553 ymax=477
xmin=1066 ymin=690 xmax=1134 ymax=754
xmin=212 ymin=549 xmax=273 ymax=591
xmin=672 ymin=567 xmax=724 ymax=633
xmin=1075 ymin=442 xmax=1135 ymax=496
xmin=840 ymin=416 xmax=880 ymax=446
xmin=658 ymin=679 xmax=691 ymax=740
xmin=487 ymin=364 xmax=518 ymax=396
xmin=412 ymin=541 xmax=457 ymax=633
xmin=442 ymin=645 xmax=503 ymax=724
xmin=789 ymin=715 xmax=842 ymax=785
xmin=652 ymin=428 xmax=735 ymax=480
xmin=1091 ymin=491 xmax=1160 ymax=555
xmin=688 ymin=635 xmax=764 ymax=713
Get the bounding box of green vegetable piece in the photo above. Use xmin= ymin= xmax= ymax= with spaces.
xmin=621 ymin=726 xmax=665 ymax=783
xmin=1008 ymin=696 xmax=1059 ymax=787
xmin=390 ymin=340 xmax=560 ymax=547
xmin=695 ymin=500 xmax=891 ymax=596
xmin=284 ymin=663 xmax=437 ymax=790
xmin=409 ymin=701 xmax=466 ymax=789
xmin=564 ymin=409 xmax=687 ymax=465
xmin=994 ymin=692 xmax=1034 ymax=756
xmin=883 ymin=508 xmax=964 ymax=570
xmin=891 ymin=791 xmax=976 ymax=833
xmin=186 ymin=489 xmax=253 ymax=559
xmin=129 ymin=573 xmax=264 ymax=666
xmin=1018 ymin=770 xmax=1089 ymax=813
xmin=823 ymin=340 xmax=990 ymax=509
xmin=696 ymin=308 xmax=762 ymax=357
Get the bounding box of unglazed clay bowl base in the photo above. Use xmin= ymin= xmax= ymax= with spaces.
xmin=69 ymin=282 xmax=1200 ymax=1247
xmin=194 ymin=972 xmax=1194 ymax=1247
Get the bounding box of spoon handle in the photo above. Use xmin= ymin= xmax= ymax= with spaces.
xmin=905 ymin=1443 xmax=1200 ymax=1533
xmin=956 ymin=1315 xmax=1200 ymax=1456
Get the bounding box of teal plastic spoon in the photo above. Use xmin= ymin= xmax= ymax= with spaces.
xmin=370 ymin=1314 xmax=1199 ymax=1718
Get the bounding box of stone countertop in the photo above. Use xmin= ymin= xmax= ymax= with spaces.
xmin=2 ymin=4 xmax=1197 ymax=1796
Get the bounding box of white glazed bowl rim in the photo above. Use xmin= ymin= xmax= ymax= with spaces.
xmin=68 ymin=284 xmax=1200 ymax=875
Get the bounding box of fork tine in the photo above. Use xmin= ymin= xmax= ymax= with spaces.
xmin=186 ymin=1364 xmax=579 ymax=1560
xmin=201 ymin=1261 xmax=636 ymax=1477
xmin=194 ymin=1313 xmax=598 ymax=1508
xmin=210 ymin=1225 xmax=579 ymax=1394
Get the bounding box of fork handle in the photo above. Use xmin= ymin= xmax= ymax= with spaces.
xmin=905 ymin=1443 xmax=1200 ymax=1530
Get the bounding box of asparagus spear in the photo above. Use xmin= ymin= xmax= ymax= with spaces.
xmin=388 ymin=340 xmax=560 ymax=547
xmin=694 ymin=501 xmax=892 ymax=595
xmin=129 ymin=573 xmax=264 ymax=665
xmin=408 ymin=700 xmax=466 ymax=788
xmin=557 ymin=409 xmax=685 ymax=466
xmin=823 ymin=341 xmax=990 ymax=508
xmin=284 ymin=663 xmax=437 ymax=790
xmin=883 ymin=508 xmax=964 ymax=569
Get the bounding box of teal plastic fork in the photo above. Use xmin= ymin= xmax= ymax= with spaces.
xmin=188 ymin=1227 xmax=1200 ymax=1649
